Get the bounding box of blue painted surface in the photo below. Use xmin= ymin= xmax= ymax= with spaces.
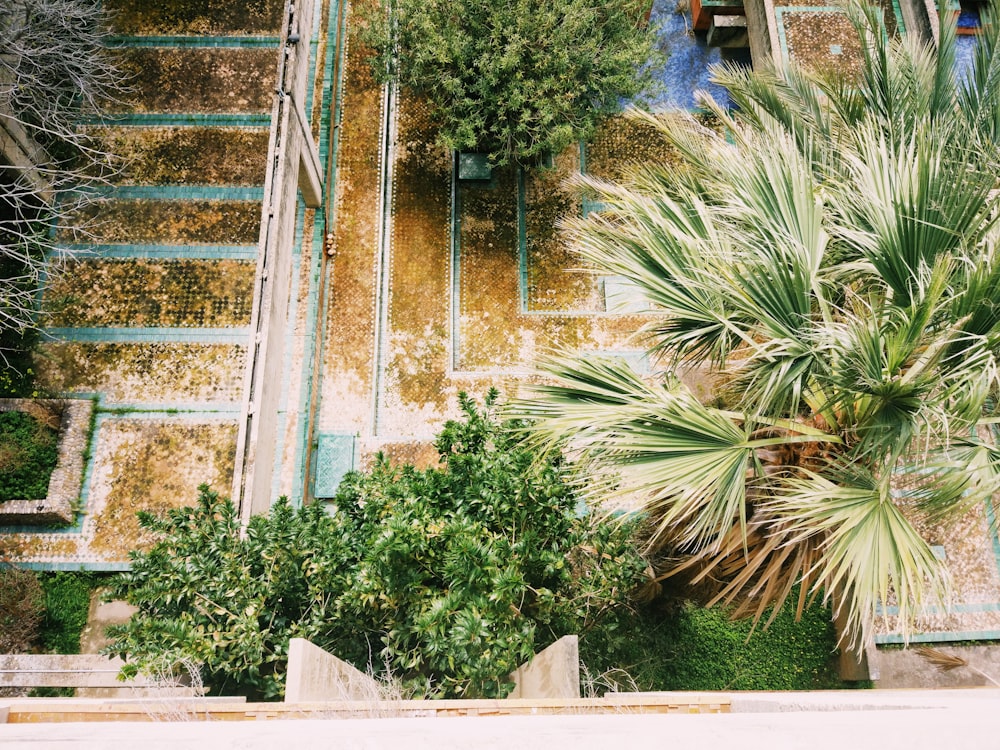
xmin=51 ymin=244 xmax=257 ymax=260
xmin=955 ymin=34 xmax=978 ymax=81
xmin=44 ymin=326 xmax=248 ymax=343
xmin=957 ymin=4 xmax=981 ymax=28
xmin=313 ymin=433 xmax=357 ymax=498
xmin=642 ymin=0 xmax=748 ymax=111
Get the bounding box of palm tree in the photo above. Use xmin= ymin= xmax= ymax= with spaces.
xmin=516 ymin=3 xmax=1000 ymax=647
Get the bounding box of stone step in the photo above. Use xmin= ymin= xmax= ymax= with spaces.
xmin=114 ymin=47 xmax=276 ymax=115
xmin=43 ymin=258 xmax=255 ymax=329
xmin=57 ymin=197 xmax=262 ymax=246
xmin=104 ymin=0 xmax=284 ymax=36
xmin=35 ymin=340 xmax=247 ymax=406
xmin=89 ymin=126 xmax=269 ymax=186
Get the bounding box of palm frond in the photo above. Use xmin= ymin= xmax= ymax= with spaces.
xmin=520 ymin=355 xmax=836 ymax=552
xmin=766 ymin=469 xmax=950 ymax=648
xmin=915 ymin=646 xmax=967 ymax=672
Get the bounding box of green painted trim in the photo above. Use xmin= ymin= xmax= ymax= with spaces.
xmin=517 ymin=167 xmax=529 ymax=314
xmin=450 ymin=152 xmax=461 ymax=370
xmin=875 ymin=630 xmax=1000 ymax=644
xmin=79 ymin=113 xmax=271 ymax=127
xmin=52 ymin=244 xmax=257 ymax=260
xmin=107 ymin=35 xmax=280 ymax=48
xmin=100 ymin=185 xmax=265 ymax=201
xmin=878 ymin=601 xmax=1000 ymax=616
xmin=44 ymin=327 xmax=249 ymax=343
xmin=10 ymin=562 xmax=132 ymax=572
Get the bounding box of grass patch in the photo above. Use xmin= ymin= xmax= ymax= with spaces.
xmin=38 ymin=572 xmax=101 ymax=655
xmin=581 ymin=596 xmax=866 ymax=691
xmin=0 ymin=410 xmax=60 ymax=501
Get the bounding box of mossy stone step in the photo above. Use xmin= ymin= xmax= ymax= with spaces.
xmin=58 ymin=198 xmax=262 ymax=245
xmin=91 ymin=126 xmax=269 ymax=186
xmin=44 ymin=258 xmax=255 ymax=329
xmin=114 ymin=48 xmax=276 ymax=114
xmin=104 ymin=0 xmax=284 ymax=36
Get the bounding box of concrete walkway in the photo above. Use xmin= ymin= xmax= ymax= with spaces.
xmin=3 ymin=695 xmax=1000 ymax=750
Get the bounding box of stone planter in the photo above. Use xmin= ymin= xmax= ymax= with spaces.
xmin=0 ymin=398 xmax=93 ymax=526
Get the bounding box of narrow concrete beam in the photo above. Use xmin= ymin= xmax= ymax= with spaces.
xmin=507 ymin=635 xmax=580 ymax=699
xmin=284 ymin=638 xmax=382 ymax=702
xmin=0 ymin=654 xmax=163 ymax=689
xmin=293 ymin=93 xmax=323 ymax=209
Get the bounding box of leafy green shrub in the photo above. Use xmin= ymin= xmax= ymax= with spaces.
xmin=580 ymin=594 xmax=859 ymax=691
xmin=0 ymin=410 xmax=59 ymax=500
xmin=362 ymin=0 xmax=659 ymax=166
xmin=106 ymin=392 xmax=646 ymax=700
xmin=0 ymin=567 xmax=45 ymax=653
xmin=38 ymin=572 xmax=98 ymax=655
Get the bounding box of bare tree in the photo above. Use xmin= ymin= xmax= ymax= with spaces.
xmin=0 ymin=0 xmax=125 ymax=366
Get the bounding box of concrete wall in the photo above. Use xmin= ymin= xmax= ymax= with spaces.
xmin=507 ymin=635 xmax=580 ymax=700
xmin=284 ymin=638 xmax=383 ymax=702
xmin=870 ymin=645 xmax=1000 ymax=689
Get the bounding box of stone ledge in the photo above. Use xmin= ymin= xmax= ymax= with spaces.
xmin=0 ymin=398 xmax=93 ymax=526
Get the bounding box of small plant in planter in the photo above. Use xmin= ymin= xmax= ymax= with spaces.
xmin=0 ymin=398 xmax=93 ymax=526
xmin=0 ymin=402 xmax=62 ymax=502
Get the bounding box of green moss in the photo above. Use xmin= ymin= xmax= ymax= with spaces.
xmin=0 ymin=411 xmax=60 ymax=501
xmin=580 ymin=596 xmax=863 ymax=691
xmin=38 ymin=572 xmax=101 ymax=655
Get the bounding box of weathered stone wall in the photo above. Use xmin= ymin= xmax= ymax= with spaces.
xmin=0 ymin=398 xmax=92 ymax=525
xmin=871 ymin=645 xmax=1000 ymax=689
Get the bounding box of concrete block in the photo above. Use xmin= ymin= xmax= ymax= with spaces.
xmin=458 ymin=153 xmax=492 ymax=181
xmin=872 ymin=644 xmax=1000 ymax=689
xmin=707 ymin=14 xmax=749 ymax=48
xmin=284 ymin=638 xmax=383 ymax=702
xmin=508 ymin=635 xmax=580 ymax=699
xmin=601 ymin=276 xmax=650 ymax=313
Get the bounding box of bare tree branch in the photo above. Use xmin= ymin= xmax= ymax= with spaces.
xmin=0 ymin=0 xmax=126 ymax=368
